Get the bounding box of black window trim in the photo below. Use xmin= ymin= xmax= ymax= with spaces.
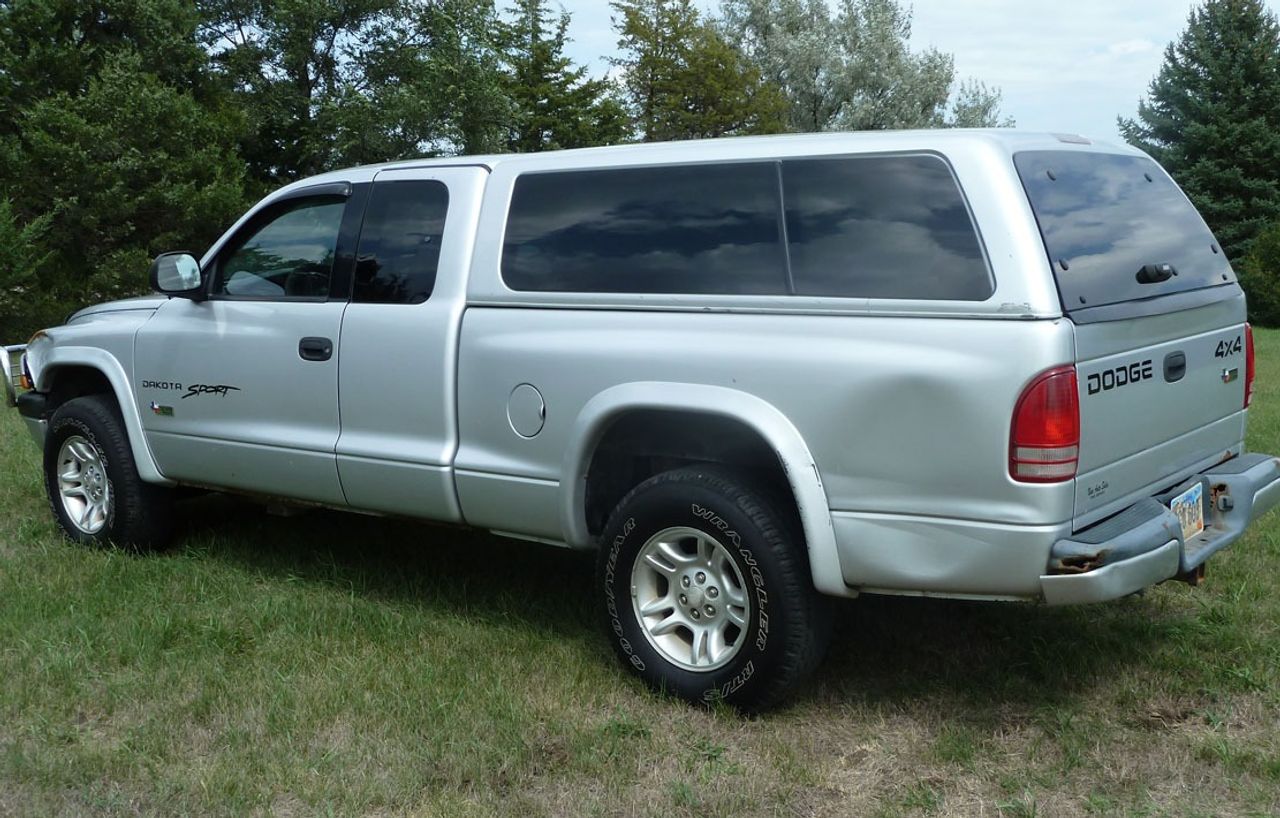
xmin=497 ymin=150 xmax=995 ymax=302
xmin=203 ymin=181 xmax=368 ymax=303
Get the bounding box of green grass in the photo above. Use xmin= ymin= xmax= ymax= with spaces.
xmin=3 ymin=335 xmax=1280 ymax=816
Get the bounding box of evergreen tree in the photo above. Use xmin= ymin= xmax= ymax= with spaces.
xmin=1120 ymin=0 xmax=1280 ymax=263
xmin=200 ymin=0 xmax=510 ymax=184
xmin=0 ymin=1 xmax=248 ymax=335
xmin=611 ymin=0 xmax=786 ymax=142
xmin=499 ymin=0 xmax=628 ymax=152
xmin=11 ymin=51 xmax=247 ymax=309
xmin=0 ymin=0 xmax=215 ymax=132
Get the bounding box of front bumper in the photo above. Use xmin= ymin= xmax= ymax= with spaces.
xmin=16 ymin=390 xmax=47 ymax=447
xmin=2 ymin=344 xmax=23 ymax=408
xmin=3 ymin=344 xmax=44 ymax=446
xmin=1040 ymin=453 xmax=1280 ymax=605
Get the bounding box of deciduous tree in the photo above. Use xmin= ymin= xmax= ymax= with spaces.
xmin=720 ymin=0 xmax=1009 ymax=132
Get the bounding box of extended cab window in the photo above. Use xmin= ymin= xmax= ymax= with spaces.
xmin=354 ymin=180 xmax=449 ymax=304
xmin=214 ymin=197 xmax=346 ymax=299
xmin=782 ymin=155 xmax=992 ymax=300
xmin=502 ymin=163 xmax=787 ymax=294
xmin=1014 ymin=150 xmax=1234 ymax=311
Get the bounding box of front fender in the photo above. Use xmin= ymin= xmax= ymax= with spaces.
xmin=561 ymin=382 xmax=849 ymax=598
xmin=28 ymin=341 xmax=173 ymax=486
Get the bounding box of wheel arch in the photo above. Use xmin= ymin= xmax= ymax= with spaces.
xmin=31 ymin=345 xmax=172 ymax=486
xmin=561 ymin=382 xmax=848 ymax=597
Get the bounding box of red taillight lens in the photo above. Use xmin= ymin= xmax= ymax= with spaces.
xmin=1245 ymin=322 xmax=1255 ymax=409
xmin=1010 ymin=365 xmax=1080 ymax=483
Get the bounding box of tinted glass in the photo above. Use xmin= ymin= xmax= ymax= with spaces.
xmin=503 ymin=163 xmax=786 ymax=294
xmin=215 ymin=198 xmax=346 ymax=298
xmin=1014 ymin=151 xmax=1234 ymax=310
xmin=783 ymin=155 xmax=992 ymax=300
xmin=354 ymin=180 xmax=449 ymax=304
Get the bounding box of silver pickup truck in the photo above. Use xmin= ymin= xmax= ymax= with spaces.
xmin=6 ymin=130 xmax=1280 ymax=708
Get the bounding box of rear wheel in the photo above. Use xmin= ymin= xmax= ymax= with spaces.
xmin=596 ymin=465 xmax=830 ymax=709
xmin=43 ymin=395 xmax=173 ymax=550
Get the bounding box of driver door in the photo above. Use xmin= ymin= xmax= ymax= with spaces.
xmin=134 ymin=182 xmax=367 ymax=505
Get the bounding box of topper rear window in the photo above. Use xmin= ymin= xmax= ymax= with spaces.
xmin=1014 ymin=150 xmax=1234 ymax=312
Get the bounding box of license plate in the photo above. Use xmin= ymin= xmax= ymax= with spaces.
xmin=1170 ymin=482 xmax=1205 ymax=542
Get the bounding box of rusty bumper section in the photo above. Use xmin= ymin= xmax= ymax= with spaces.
xmin=1040 ymin=453 xmax=1280 ymax=605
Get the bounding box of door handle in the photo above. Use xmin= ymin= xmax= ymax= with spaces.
xmin=298 ymin=337 xmax=333 ymax=362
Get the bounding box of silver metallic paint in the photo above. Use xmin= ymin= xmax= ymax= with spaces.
xmin=334 ymin=166 xmax=487 ymax=521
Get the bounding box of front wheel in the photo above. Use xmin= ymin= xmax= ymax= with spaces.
xmin=43 ymin=395 xmax=173 ymax=550
xmin=596 ymin=466 xmax=830 ymax=709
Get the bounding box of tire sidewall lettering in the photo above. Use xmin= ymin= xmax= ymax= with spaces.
xmin=604 ymin=516 xmax=644 ymax=672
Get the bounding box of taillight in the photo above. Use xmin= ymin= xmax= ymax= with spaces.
xmin=1245 ymin=322 xmax=1255 ymax=409
xmin=1010 ymin=365 xmax=1080 ymax=483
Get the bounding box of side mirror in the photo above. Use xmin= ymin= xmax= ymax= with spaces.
xmin=149 ymin=252 xmax=205 ymax=300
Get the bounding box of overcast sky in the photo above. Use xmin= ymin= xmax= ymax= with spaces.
xmin=554 ymin=0 xmax=1280 ymax=144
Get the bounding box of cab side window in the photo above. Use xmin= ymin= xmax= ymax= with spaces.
xmin=214 ymin=197 xmax=347 ymax=299
xmin=353 ymin=180 xmax=450 ymax=304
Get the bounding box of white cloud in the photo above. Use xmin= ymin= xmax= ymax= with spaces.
xmin=1108 ymin=38 xmax=1157 ymax=56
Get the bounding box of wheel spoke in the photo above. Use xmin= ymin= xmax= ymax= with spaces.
xmin=78 ymin=502 xmax=94 ymax=529
xmin=722 ymin=581 xmax=747 ymax=607
xmin=691 ymin=626 xmax=709 ymax=665
xmin=638 ymin=596 xmax=673 ymax=617
xmin=642 ymin=551 xmax=678 ymax=576
xmin=70 ymin=440 xmax=95 ymax=464
xmin=59 ymin=464 xmax=82 ymax=482
xmin=695 ymin=533 xmax=714 ymax=565
xmin=658 ymin=539 xmax=696 ymax=566
xmin=649 ymin=612 xmax=684 ymax=636
xmin=708 ymin=623 xmax=731 ymax=664
xmin=726 ymin=604 xmax=748 ymax=628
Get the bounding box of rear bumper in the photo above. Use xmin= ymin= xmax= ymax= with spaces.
xmin=1041 ymin=453 xmax=1280 ymax=605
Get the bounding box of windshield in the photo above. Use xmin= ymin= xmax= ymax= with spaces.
xmin=1014 ymin=150 xmax=1234 ymax=312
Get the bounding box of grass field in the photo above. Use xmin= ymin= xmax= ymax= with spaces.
xmin=2 ymin=339 xmax=1280 ymax=817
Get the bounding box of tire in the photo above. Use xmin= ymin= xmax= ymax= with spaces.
xmin=596 ymin=465 xmax=831 ymax=709
xmin=43 ymin=395 xmax=174 ymax=550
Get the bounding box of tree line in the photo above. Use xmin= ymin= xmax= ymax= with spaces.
xmin=0 ymin=0 xmax=1008 ymax=338
xmin=18 ymin=2 xmax=1280 ymax=337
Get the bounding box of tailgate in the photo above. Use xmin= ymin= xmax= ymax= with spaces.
xmin=1073 ymin=301 xmax=1246 ymax=524
xmin=1013 ymin=148 xmax=1248 ymax=527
